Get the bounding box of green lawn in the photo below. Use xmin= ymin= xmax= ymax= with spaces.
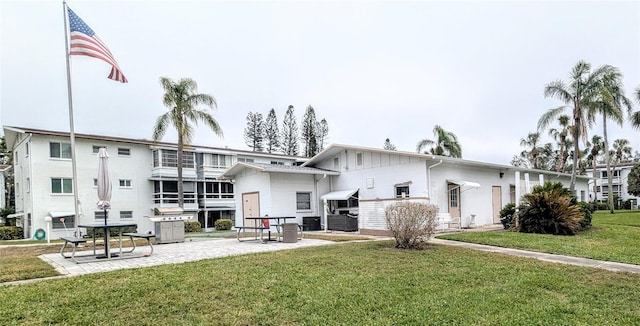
xmin=1 ymin=241 xmax=640 ymax=325
xmin=438 ymin=210 xmax=640 ymax=264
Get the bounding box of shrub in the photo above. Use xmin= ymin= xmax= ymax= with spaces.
xmin=184 ymin=221 xmax=201 ymax=233
xmin=577 ymin=202 xmax=592 ymax=230
xmin=385 ymin=201 xmax=438 ymax=249
xmin=516 ymin=182 xmax=583 ymax=235
xmin=499 ymin=203 xmax=516 ymax=230
xmin=0 ymin=226 xmax=23 ymax=240
xmin=214 ymin=219 xmax=232 ymax=231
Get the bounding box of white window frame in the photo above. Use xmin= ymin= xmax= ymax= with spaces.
xmin=356 ymin=152 xmax=363 ymax=167
xmin=120 ymin=211 xmax=133 ymax=219
xmin=118 ymin=147 xmax=131 ymax=156
xmin=119 ymin=179 xmax=132 ymax=188
xmin=50 ymin=142 xmax=72 ymax=159
xmin=296 ymin=192 xmax=312 ymax=211
xmin=51 ymin=178 xmax=73 ymax=194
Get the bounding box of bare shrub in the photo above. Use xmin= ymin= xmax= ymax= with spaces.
xmin=385 ymin=201 xmax=438 ymax=249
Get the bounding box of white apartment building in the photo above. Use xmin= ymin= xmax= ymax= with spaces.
xmin=4 ymin=126 xmax=306 ymax=239
xmin=587 ymin=163 xmax=640 ymax=207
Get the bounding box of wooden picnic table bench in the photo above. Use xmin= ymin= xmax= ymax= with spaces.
xmin=235 ymin=226 xmax=269 ymax=242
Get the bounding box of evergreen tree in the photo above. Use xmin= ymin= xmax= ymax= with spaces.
xmin=301 ymin=105 xmax=318 ymax=157
xmin=244 ymin=112 xmax=264 ymax=152
xmin=316 ymin=118 xmax=329 ymax=152
xmin=281 ymin=105 xmax=299 ymax=156
xmin=628 ymin=164 xmax=640 ymax=197
xmin=383 ymin=138 xmax=397 ymax=151
xmin=264 ymin=108 xmax=280 ymax=153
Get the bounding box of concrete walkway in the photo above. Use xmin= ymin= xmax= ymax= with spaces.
xmin=431 ymin=238 xmax=640 ymax=274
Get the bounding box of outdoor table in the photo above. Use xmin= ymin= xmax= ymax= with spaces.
xmin=245 ymin=216 xmax=297 ymax=241
xmin=79 ymin=223 xmax=137 ymax=259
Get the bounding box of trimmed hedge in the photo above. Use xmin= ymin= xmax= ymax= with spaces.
xmin=214 ymin=219 xmax=232 ymax=231
xmin=0 ymin=226 xmax=23 ymax=240
xmin=184 ymin=221 xmax=201 ymax=233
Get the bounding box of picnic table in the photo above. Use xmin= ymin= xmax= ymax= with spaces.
xmin=236 ymin=216 xmax=303 ymax=242
xmin=60 ymin=223 xmax=153 ymax=263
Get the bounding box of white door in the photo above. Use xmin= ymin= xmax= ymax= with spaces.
xmin=242 ymin=192 xmax=260 ymax=227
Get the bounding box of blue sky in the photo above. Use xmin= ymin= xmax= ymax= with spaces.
xmin=1 ymin=0 xmax=639 ymax=164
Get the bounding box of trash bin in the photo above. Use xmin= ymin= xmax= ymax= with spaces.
xmin=281 ymin=223 xmax=298 ymax=243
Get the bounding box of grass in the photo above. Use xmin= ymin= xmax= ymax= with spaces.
xmin=438 ymin=210 xmax=640 ymax=264
xmin=1 ymin=241 xmax=639 ymax=325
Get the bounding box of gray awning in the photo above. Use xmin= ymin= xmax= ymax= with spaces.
xmin=7 ymin=212 xmax=25 ymax=218
xmin=321 ymin=189 xmax=359 ymax=201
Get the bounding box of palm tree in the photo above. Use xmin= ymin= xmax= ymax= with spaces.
xmin=416 ymin=125 xmax=462 ymax=158
xmin=538 ymin=60 xmax=616 ymax=192
xmin=632 ymin=86 xmax=640 ymax=130
xmin=589 ymin=68 xmax=633 ymax=213
xmin=612 ymin=138 xmax=632 ymax=165
xmin=547 ymin=115 xmax=572 ymax=172
xmin=152 ymin=77 xmax=223 ymax=208
xmin=585 ymin=135 xmax=603 ymax=203
xmin=519 ymin=132 xmax=542 ymax=169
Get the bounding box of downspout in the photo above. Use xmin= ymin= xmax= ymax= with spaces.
xmin=426 ymin=159 xmax=443 ymax=201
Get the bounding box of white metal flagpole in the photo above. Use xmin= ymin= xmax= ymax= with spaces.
xmin=63 ymin=0 xmax=82 ymax=235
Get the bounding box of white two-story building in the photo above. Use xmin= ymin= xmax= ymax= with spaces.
xmin=587 ymin=163 xmax=640 ymax=208
xmin=4 ymin=126 xmax=306 ymax=239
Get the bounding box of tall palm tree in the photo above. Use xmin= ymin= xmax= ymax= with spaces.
xmin=416 ymin=125 xmax=462 ymax=158
xmin=585 ymin=135 xmax=603 ymax=203
xmin=152 ymin=77 xmax=223 ymax=208
xmin=538 ymin=60 xmax=616 ymax=192
xmin=548 ymin=115 xmax=572 ymax=172
xmin=632 ymin=86 xmax=640 ymax=130
xmin=519 ymin=132 xmax=542 ymax=169
xmin=589 ymin=68 xmax=633 ymax=213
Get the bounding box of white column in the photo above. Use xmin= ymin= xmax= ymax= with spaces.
xmin=515 ymin=171 xmax=521 ymax=207
xmin=539 ymin=174 xmax=544 ymax=186
xmin=524 ymin=173 xmax=531 ymax=194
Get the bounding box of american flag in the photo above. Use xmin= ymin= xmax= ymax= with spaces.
xmin=67 ymin=7 xmax=128 ymax=83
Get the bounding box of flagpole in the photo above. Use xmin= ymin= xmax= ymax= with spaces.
xmin=63 ymin=0 xmax=82 ymax=235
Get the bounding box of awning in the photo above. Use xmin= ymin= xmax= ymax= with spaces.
xmin=447 ymin=180 xmax=480 ymax=189
xmin=7 ymin=212 xmax=25 ymax=218
xmin=48 ymin=212 xmax=76 ymax=218
xmin=154 ymin=207 xmax=184 ymax=215
xmin=321 ymin=189 xmax=359 ymax=201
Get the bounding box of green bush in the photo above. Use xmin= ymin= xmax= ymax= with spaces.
xmin=577 ymin=201 xmax=592 ymax=230
xmin=499 ymin=203 xmax=516 ymax=230
xmin=184 ymin=221 xmax=201 ymax=233
xmin=516 ymin=182 xmax=584 ymax=235
xmin=0 ymin=226 xmax=23 ymax=240
xmin=214 ymin=219 xmax=232 ymax=231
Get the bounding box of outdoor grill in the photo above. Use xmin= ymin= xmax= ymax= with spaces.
xmin=147 ymin=208 xmax=191 ymax=244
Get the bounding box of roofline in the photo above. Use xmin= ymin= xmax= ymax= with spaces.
xmin=3 ymin=126 xmax=307 ymax=161
xmin=220 ymin=162 xmax=340 ymax=178
xmin=303 ymin=143 xmax=590 ymax=180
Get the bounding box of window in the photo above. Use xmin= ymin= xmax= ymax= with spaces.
xmin=614 ymin=170 xmax=621 ymax=177
xmin=92 ymin=146 xmax=103 ymax=154
xmin=120 ymin=211 xmax=133 ymax=219
xmin=296 ymin=192 xmax=311 ymax=210
xmin=52 ymin=215 xmax=75 ymax=229
xmin=207 ymin=154 xmax=229 ymax=168
xmin=118 ymin=148 xmax=131 ymax=156
xmin=580 ymin=190 xmax=586 ymax=202
xmin=94 ymin=211 xmax=106 ymax=220
xmin=51 ymin=178 xmax=73 ymax=194
xmin=25 ymin=143 xmax=29 ymax=156
xmin=596 ymin=186 xmax=601 ymax=193
xmin=395 ymin=186 xmax=409 ymax=198
xmin=356 ymin=153 xmax=363 ymax=166
xmin=270 ymin=161 xmax=284 ymax=165
xmin=449 ymin=188 xmax=458 ymax=207
xmin=237 ymin=157 xmax=254 ymax=163
xmin=50 ymin=142 xmax=72 ymax=159
xmin=333 ymin=157 xmax=340 ymax=170
xmin=26 ymin=178 xmax=30 ymax=193
xmin=93 ymin=178 xmax=98 ymax=187
xmin=119 ymin=179 xmax=132 ymax=188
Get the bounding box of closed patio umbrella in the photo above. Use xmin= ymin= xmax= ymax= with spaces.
xmin=96 ymin=148 xmax=112 ymax=225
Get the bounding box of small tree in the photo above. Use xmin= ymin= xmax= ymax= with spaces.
xmin=244 ymin=112 xmax=264 ymax=151
xmin=301 ymin=105 xmax=318 ymax=157
xmin=383 ymin=138 xmax=397 ymax=151
xmin=316 ymin=118 xmax=329 ymax=152
xmin=385 ymin=201 xmax=438 ymax=249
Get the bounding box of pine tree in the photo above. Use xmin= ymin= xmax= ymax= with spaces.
xmin=264 ymin=108 xmax=280 ymax=153
xmin=281 ymin=105 xmax=299 ymax=156
xmin=316 ymin=118 xmax=329 ymax=152
xmin=383 ymin=138 xmax=397 ymax=151
xmin=244 ymin=112 xmax=264 ymax=151
xmin=301 ymin=105 xmax=318 ymax=157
